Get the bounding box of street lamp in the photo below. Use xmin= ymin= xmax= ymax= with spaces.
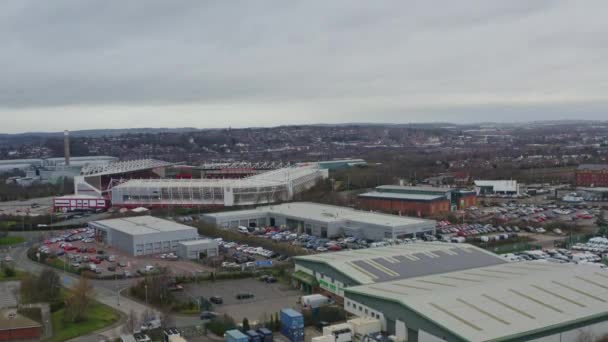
xmin=144 ymin=284 xmax=148 ymax=305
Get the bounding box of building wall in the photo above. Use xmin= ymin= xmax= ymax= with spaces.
xmin=358 ymin=198 xmax=450 ymax=217
xmin=576 ymin=170 xmax=608 ymax=187
xmin=177 ymin=241 xmax=219 ymax=259
xmin=133 ymin=229 xmax=197 ymax=256
xmin=0 ymin=327 xmax=42 ymax=341
xmin=455 ymin=194 xmax=477 ymax=210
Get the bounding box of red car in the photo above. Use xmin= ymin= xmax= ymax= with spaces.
xmin=91 ymin=257 xmax=102 ymax=264
xmin=64 ymin=246 xmax=78 ymax=251
xmin=328 ymin=245 xmax=342 ymax=251
xmin=87 ymin=248 xmax=97 ymax=254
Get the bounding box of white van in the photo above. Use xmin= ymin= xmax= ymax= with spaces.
xmin=237 ymin=226 xmax=249 ymax=234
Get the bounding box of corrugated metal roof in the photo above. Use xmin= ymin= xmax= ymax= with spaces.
xmin=346 ymin=262 xmax=608 ymax=342
xmin=90 ymin=216 xmax=196 ymax=236
xmin=295 ymin=242 xmax=506 ymax=284
xmin=359 ymin=192 xmax=446 ymax=201
xmin=577 ymin=164 xmax=608 ymax=171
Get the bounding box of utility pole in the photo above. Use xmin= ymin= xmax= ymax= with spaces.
xmin=145 ymin=284 xmax=148 ymax=305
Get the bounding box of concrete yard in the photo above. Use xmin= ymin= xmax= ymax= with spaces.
xmin=180 ymin=278 xmax=301 ymax=323
xmin=0 ymin=281 xmax=19 ymax=309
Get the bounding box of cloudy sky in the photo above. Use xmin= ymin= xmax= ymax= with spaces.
xmin=1 ymin=1 xmax=607 ymax=133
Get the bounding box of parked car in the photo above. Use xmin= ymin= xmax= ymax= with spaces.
xmin=200 ymin=311 xmax=217 ymax=320
xmin=236 ymin=293 xmax=255 ymax=300
xmin=210 ymin=296 xmax=223 ymax=304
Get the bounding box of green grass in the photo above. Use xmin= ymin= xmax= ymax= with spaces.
xmin=0 ymin=269 xmax=24 ymax=281
xmin=48 ymin=301 xmax=120 ymax=342
xmin=0 ymin=236 xmax=25 ymax=245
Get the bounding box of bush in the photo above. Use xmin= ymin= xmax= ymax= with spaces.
xmin=2 ymin=266 xmax=16 ymax=277
xmin=50 ymin=301 xmax=65 ymax=313
xmin=206 ymin=314 xmax=236 ymax=336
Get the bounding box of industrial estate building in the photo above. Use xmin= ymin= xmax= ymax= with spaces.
xmin=202 ymin=202 xmax=436 ymax=240
xmin=358 ymin=185 xmax=476 ymax=217
xmin=576 ymin=164 xmax=608 ymax=187
xmin=176 ymin=239 xmax=219 ymax=260
xmin=473 ymin=180 xmax=521 ymax=196
xmin=89 ymin=216 xmax=198 ymax=256
xmin=344 ymin=262 xmax=608 ymax=342
xmin=292 ymin=242 xmax=506 ymax=298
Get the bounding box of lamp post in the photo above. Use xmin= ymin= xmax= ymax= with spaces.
xmin=144 ymin=284 xmax=148 ymax=305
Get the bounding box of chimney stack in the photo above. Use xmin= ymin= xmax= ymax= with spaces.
xmin=64 ymin=130 xmax=70 ymax=167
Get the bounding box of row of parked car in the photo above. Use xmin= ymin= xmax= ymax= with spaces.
xmin=503 ymin=248 xmax=606 ymax=266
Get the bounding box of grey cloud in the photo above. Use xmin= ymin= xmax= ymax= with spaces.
xmin=0 ymin=0 xmax=607 ymax=132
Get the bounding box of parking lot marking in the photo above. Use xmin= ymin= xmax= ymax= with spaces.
xmin=530 ymin=285 xmax=586 ymax=308
xmin=481 ymin=294 xmax=535 ymax=319
xmin=421 ymin=251 xmax=439 ymax=258
xmin=551 ymin=281 xmax=606 ymax=303
xmin=429 ymin=303 xmax=483 ymax=332
xmin=402 ymin=254 xmax=420 ymax=261
xmin=416 ymin=279 xmax=456 ymax=288
xmin=509 ymin=289 xmax=563 ymax=313
xmin=457 ymin=298 xmax=510 ymax=325
xmin=574 ymin=276 xmax=608 ymax=290
xmin=441 ymin=275 xmax=483 ymax=283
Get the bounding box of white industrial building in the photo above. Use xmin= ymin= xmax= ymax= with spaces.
xmin=177 ymin=239 xmax=219 ymax=260
xmin=202 ymin=202 xmax=436 ymax=240
xmin=89 ymin=216 xmax=198 ymax=256
xmin=474 ymin=180 xmax=521 ymax=196
xmin=344 ymin=262 xmax=608 ymax=342
xmin=110 ymin=165 xmax=328 ymax=208
xmin=292 ymin=242 xmax=506 ymax=298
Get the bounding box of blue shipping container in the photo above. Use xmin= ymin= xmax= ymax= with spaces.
xmin=247 ymin=330 xmax=262 ymax=342
xmin=280 ymin=309 xmax=304 ymax=329
xmin=226 ymin=329 xmax=249 ymax=342
xmin=281 ymin=327 xmax=304 ymax=342
xmin=257 ymin=328 xmax=273 ymax=342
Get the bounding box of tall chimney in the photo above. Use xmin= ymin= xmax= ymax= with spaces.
xmin=64 ymin=130 xmax=71 ymax=167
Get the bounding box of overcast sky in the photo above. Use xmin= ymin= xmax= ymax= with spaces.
xmin=1 ymin=1 xmax=607 ymax=133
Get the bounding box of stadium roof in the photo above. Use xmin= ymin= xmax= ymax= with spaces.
xmin=294 ymin=242 xmax=506 ymax=284
xmin=346 ymin=262 xmax=608 ymax=342
xmin=359 ymin=191 xmax=447 ymax=201
xmin=577 ymin=164 xmax=608 ymax=171
xmin=113 ymin=165 xmax=323 ymax=189
xmin=90 ymin=216 xmax=196 ymax=236
xmin=80 ymin=159 xmax=173 ymax=176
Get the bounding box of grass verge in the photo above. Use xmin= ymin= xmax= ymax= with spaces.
xmin=0 ymin=236 xmax=25 ymax=245
xmin=48 ymin=301 xmax=121 ymax=342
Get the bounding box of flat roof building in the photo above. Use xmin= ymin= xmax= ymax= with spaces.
xmin=177 ymin=239 xmax=219 ymax=260
xmin=358 ymin=185 xmax=476 ymax=217
xmin=576 ymin=164 xmax=608 ymax=187
xmin=202 ymin=202 xmax=436 ymax=241
xmin=89 ymin=216 xmax=198 ymax=256
xmin=292 ymin=242 xmax=506 ymax=298
xmin=344 ymin=262 xmax=608 ymax=342
xmin=474 ymin=180 xmax=521 ymax=196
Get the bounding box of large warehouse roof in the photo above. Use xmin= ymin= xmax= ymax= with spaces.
xmin=91 ymin=216 xmax=196 ymax=236
xmin=359 ymin=192 xmax=446 ymax=201
xmin=295 ymin=242 xmax=506 ymax=284
xmin=346 ymin=262 xmax=608 ymax=342
xmin=376 ymin=185 xmax=454 ymax=194
xmin=474 ymin=180 xmax=518 ymax=192
xmin=244 ymin=202 xmax=434 ymax=227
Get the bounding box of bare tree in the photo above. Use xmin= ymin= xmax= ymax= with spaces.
xmin=123 ymin=309 xmax=139 ymax=334
xmin=64 ymin=276 xmax=94 ymax=323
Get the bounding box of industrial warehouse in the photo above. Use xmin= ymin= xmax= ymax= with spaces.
xmin=343 ymin=262 xmax=608 ymax=342
xmin=358 ymin=185 xmax=477 ymax=217
xmin=292 ymin=242 xmax=506 ymax=298
xmin=202 ymin=202 xmax=436 ymax=240
xmin=89 ymin=216 xmax=199 ymax=256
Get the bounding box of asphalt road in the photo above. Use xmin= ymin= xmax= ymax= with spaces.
xmin=8 ymin=243 xmax=201 ymax=340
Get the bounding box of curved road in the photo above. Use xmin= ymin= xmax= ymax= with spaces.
xmin=9 ymin=244 xmax=201 ymax=340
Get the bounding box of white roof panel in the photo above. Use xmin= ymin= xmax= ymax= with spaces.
xmin=90 ymin=216 xmax=196 ymax=236
xmin=346 ymin=262 xmax=608 ymax=342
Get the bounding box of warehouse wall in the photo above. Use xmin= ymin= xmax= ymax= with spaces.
xmin=358 ymin=197 xmax=451 ymax=217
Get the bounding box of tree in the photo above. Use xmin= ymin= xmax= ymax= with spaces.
xmin=37 ymin=269 xmax=61 ymax=302
xmin=242 ymin=318 xmax=250 ymax=332
xmin=123 ymin=310 xmax=139 ymax=334
xmin=160 ymin=308 xmax=175 ymax=329
xmin=274 ymin=312 xmax=280 ymax=331
xmin=64 ymin=276 xmax=94 ymax=323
